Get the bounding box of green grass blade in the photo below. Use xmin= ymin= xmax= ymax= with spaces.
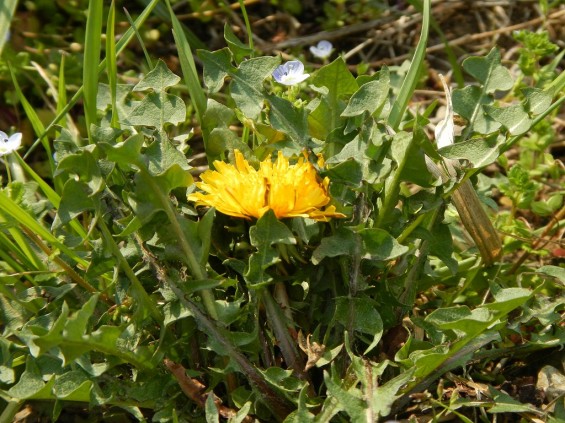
xmin=237 ymin=0 xmax=254 ymax=54
xmin=387 ymin=0 xmax=430 ymax=130
xmin=7 ymin=66 xmax=45 ymax=137
xmin=123 ymin=7 xmax=153 ymax=69
xmin=166 ymin=0 xmax=207 ymax=126
xmin=106 ymin=0 xmax=120 ymax=129
xmin=8 ymin=64 xmax=56 ymax=177
xmin=0 ymin=0 xmax=17 ymax=55
xmin=408 ymin=0 xmax=464 ymax=87
xmin=547 ymin=67 xmax=565 ymax=94
xmin=0 ymin=191 xmax=89 ymax=268
xmin=0 ymin=214 xmax=44 ymax=271
xmin=23 ymin=0 xmax=162 ymax=158
xmin=57 ymin=54 xmax=68 ymax=129
xmin=83 ymin=0 xmax=104 ymax=138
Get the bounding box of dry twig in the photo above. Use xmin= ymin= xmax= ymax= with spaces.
xmin=164 ymin=358 xmax=254 ymax=422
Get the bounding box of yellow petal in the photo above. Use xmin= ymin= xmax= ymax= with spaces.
xmin=188 ymin=149 xmax=346 ymax=221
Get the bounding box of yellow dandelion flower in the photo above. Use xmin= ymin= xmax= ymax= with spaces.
xmin=188 ymin=150 xmax=346 ymax=221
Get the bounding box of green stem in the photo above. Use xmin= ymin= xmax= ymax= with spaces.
xmin=432 ymin=256 xmax=478 ymax=277
xmin=237 ymin=0 xmax=254 ymax=55
xmin=396 ymin=213 xmax=426 ymax=244
xmin=261 ymin=288 xmax=306 ymax=378
xmin=0 ymin=400 xmax=22 ymax=423
xmin=375 ymin=167 xmax=403 ymax=229
xmin=98 ymin=218 xmax=163 ymax=323
xmin=138 ymin=166 xmax=218 ymax=320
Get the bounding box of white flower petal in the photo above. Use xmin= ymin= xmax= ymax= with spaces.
xmin=434 ymin=75 xmax=454 ymax=149
xmin=0 ymin=131 xmax=22 ymax=156
xmin=310 ymin=40 xmax=333 ymax=59
xmin=272 ymin=60 xmax=310 ymax=86
xmin=7 ymin=132 xmax=22 ymax=149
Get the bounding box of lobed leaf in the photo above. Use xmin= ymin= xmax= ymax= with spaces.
xmin=133 ymin=59 xmax=181 ymax=92
xmin=485 ymin=104 xmax=532 ymax=135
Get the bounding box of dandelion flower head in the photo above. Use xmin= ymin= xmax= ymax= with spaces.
xmin=188 ymin=150 xmax=346 ymax=221
xmin=272 ymin=60 xmax=310 ymax=86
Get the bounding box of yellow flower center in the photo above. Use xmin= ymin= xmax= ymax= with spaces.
xmin=188 ymin=150 xmax=346 ymax=221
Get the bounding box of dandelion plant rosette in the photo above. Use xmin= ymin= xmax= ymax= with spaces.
xmin=188 ymin=150 xmax=346 ymax=221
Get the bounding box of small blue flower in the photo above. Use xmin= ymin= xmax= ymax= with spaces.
xmin=0 ymin=131 xmax=22 ymax=157
xmin=309 ymin=40 xmax=333 ymax=59
xmin=272 ymin=60 xmax=310 ymax=86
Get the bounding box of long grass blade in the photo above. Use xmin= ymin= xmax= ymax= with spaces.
xmin=57 ymin=54 xmax=68 ymax=129
xmin=166 ymin=0 xmax=207 ymax=127
xmin=387 ymin=0 xmax=430 ymax=130
xmin=0 ymin=214 xmax=44 ymax=271
xmin=123 ymin=7 xmax=153 ymax=69
xmin=106 ymin=1 xmax=120 ymax=129
xmin=83 ymin=0 xmax=104 ymax=138
xmin=0 ymin=191 xmax=89 ymax=268
xmin=8 ymin=64 xmax=55 ymax=176
xmin=0 ymin=0 xmax=17 ymax=55
xmin=237 ymin=0 xmax=254 ymax=54
xmin=407 ymin=0 xmax=464 ymax=87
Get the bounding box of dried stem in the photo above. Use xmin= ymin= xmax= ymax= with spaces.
xmin=164 ymin=358 xmax=254 ymax=422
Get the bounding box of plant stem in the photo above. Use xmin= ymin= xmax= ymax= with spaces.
xmin=138 ymin=166 xmax=218 ymax=320
xmin=396 ymin=213 xmax=426 ymax=244
xmin=260 ymin=288 xmax=306 ymax=378
xmin=0 ymin=400 xmax=22 ymax=423
xmin=375 ymin=164 xmax=403 ymax=229
xmin=237 ymin=0 xmax=254 ymax=54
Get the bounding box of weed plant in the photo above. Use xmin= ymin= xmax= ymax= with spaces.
xmin=0 ymin=0 xmax=564 ymax=421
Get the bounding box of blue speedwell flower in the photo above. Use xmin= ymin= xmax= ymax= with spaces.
xmin=0 ymin=131 xmax=22 ymax=157
xmin=272 ymin=60 xmax=310 ymax=86
xmin=310 ymin=40 xmax=333 ymax=59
